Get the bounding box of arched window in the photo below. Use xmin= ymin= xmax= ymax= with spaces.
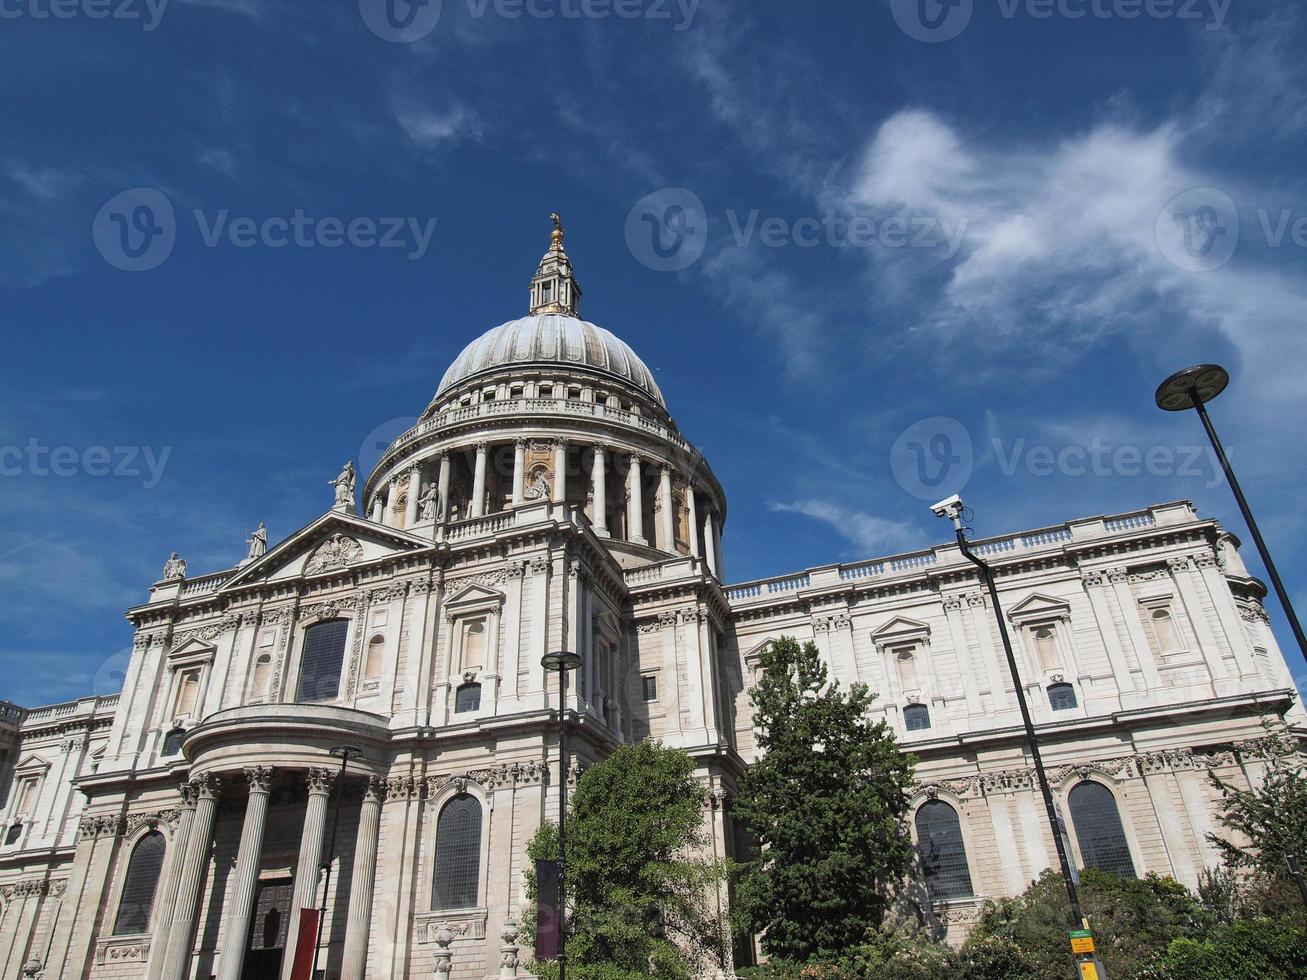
xmin=364 ymin=634 xmax=385 ymax=680
xmin=161 ymin=728 xmax=186 ymax=757
xmin=433 ymin=794 xmax=482 ymax=910
xmin=455 ymin=683 xmax=482 ymax=714
xmin=1033 ymin=626 xmax=1060 ymax=672
xmin=250 ymin=653 xmax=273 ymax=700
xmin=1068 ymin=782 xmax=1136 ymax=879
xmin=296 ymin=619 xmax=349 ymax=703
xmin=5 ymin=823 xmax=21 ymax=845
xmin=1048 ymin=683 xmax=1077 ymax=711
xmin=915 ymin=801 xmax=973 ymax=900
xmin=114 ymin=830 xmax=166 ymax=935
xmin=904 ymin=704 xmax=931 ymax=732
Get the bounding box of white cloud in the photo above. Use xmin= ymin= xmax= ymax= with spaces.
xmin=394 ymin=102 xmax=480 ymax=149
xmin=769 ymin=499 xmax=920 ymax=556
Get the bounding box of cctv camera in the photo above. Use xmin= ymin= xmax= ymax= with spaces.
xmin=930 ymin=493 xmax=965 ymax=522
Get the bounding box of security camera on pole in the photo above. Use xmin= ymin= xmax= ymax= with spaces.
xmin=932 ymin=494 xmax=1110 ymax=980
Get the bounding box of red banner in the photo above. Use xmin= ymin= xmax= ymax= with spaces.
xmin=288 ymin=907 xmax=321 ymax=980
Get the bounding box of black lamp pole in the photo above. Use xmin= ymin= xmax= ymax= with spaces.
xmin=542 ymin=650 xmax=582 ymax=980
xmin=1155 ymin=364 xmax=1307 ymax=664
xmin=312 ymin=744 xmax=359 ymax=980
xmin=951 ymin=525 xmax=1086 ymax=928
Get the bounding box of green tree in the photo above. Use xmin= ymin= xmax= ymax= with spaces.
xmin=966 ymin=868 xmax=1211 ymax=980
xmin=1135 ymin=917 xmax=1307 ymax=980
xmin=732 ymin=636 xmax=916 ymax=961
xmin=523 ymin=741 xmax=727 ymax=980
xmin=1208 ymin=729 xmax=1307 ymax=884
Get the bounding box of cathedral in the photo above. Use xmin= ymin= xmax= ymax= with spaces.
xmin=1 ymin=220 xmax=1301 ymax=980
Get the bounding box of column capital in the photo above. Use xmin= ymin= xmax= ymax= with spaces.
xmin=305 ymin=767 xmax=337 ymax=796
xmin=514 ymin=437 xmax=528 ymax=449
xmin=552 ymin=437 xmax=568 ymax=450
xmin=473 ymin=441 xmax=489 ymax=454
xmin=192 ymin=773 xmax=222 ymax=801
xmin=244 ymin=766 xmax=274 ymax=794
xmin=177 ymin=780 xmax=199 ymax=810
xmin=363 ymin=774 xmax=388 ymax=805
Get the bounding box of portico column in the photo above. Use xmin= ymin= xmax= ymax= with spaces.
xmin=382 ymin=477 xmax=398 ymax=526
xmin=628 ymin=455 xmax=647 ymax=545
xmin=512 ymin=439 xmax=526 ymax=506
xmin=658 ymin=465 xmax=675 ymax=551
xmin=281 ymin=768 xmax=335 ymax=980
xmin=471 ymin=443 xmax=488 ymax=518
xmin=591 ymin=446 xmax=609 ymax=536
xmin=369 ymin=496 xmax=383 ymax=523
xmin=711 ymin=511 xmax=724 ymax=578
xmin=142 ymin=784 xmax=197 ymax=980
xmin=436 ymin=453 xmax=451 ymax=520
xmin=340 ymin=776 xmax=386 ymax=980
xmin=159 ymin=773 xmax=221 ymax=980
xmin=404 ymin=467 xmax=422 ymax=527
xmin=686 ymin=486 xmax=701 ymax=558
xmin=704 ymin=510 xmax=719 ymax=577
xmin=552 ymin=439 xmax=568 ymax=504
xmin=216 ymin=767 xmax=273 ymax=980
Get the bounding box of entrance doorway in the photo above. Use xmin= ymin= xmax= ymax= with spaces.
xmin=242 ymin=879 xmax=292 ymax=980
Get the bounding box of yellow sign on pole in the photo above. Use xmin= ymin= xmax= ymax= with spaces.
xmin=1071 ymin=936 xmax=1096 ymax=954
xmin=1079 ymin=962 xmax=1100 ymax=980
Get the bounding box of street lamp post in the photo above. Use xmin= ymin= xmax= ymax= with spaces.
xmin=541 ymin=650 xmax=582 ymax=980
xmin=931 ymin=497 xmax=1087 ymax=929
xmin=311 ymin=744 xmax=361 ymax=980
xmin=1155 ymin=364 xmax=1307 ymax=663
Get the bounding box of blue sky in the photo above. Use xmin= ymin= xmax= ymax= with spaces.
xmin=3 ymin=0 xmax=1306 ymax=706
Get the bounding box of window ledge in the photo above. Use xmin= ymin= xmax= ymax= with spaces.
xmin=415 ymin=907 xmax=488 ymax=943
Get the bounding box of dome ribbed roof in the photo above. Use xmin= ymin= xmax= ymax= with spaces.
xmin=436 ymin=314 xmax=665 ymax=408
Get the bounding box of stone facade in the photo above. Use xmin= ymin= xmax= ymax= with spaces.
xmin=1 ymin=226 xmax=1302 ymax=976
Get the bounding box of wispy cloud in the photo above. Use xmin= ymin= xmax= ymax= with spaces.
xmin=769 ymin=499 xmax=920 ymax=556
xmin=394 ymin=102 xmax=481 ymax=149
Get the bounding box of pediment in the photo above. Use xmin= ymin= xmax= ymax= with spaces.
xmin=1006 ymin=592 xmax=1072 ymax=623
xmin=444 ymin=583 xmax=505 ymax=614
xmin=167 ymin=636 xmax=218 ymax=663
xmin=742 ymin=637 xmax=777 ymax=668
xmin=871 ymin=616 xmax=931 ymax=644
xmin=15 ymin=754 xmax=50 ymax=774
xmin=220 ymin=511 xmax=432 ymax=590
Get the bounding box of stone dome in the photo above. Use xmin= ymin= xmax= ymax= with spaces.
xmin=436 ymin=313 xmax=666 ymax=408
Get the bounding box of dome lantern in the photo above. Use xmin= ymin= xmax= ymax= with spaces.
xmin=529 ymin=212 xmax=582 ymax=317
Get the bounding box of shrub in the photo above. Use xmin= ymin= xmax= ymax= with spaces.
xmin=1135 ymin=917 xmax=1307 ymax=980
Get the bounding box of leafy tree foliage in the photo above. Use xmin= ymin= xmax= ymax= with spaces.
xmin=1135 ymin=917 xmax=1307 ymax=980
xmin=1208 ymin=729 xmax=1307 ymax=884
xmin=732 ymin=636 xmax=916 ymax=961
xmin=523 ymin=741 xmax=727 ymax=980
xmin=966 ymin=868 xmax=1211 ymax=980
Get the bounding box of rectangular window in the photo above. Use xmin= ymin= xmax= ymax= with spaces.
xmin=642 ymin=675 xmax=658 ymax=702
xmin=296 ymin=619 xmax=350 ymax=703
xmin=15 ymin=777 xmax=38 ymax=814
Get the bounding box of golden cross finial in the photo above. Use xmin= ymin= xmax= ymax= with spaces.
xmin=550 ymin=212 xmax=564 ymax=250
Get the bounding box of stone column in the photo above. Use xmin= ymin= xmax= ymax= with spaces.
xmin=711 ymin=511 xmax=724 ymax=578
xmin=512 ymin=439 xmax=526 ymax=506
xmin=216 ymin=767 xmax=273 ymax=980
xmin=658 ymin=465 xmax=675 ymax=551
xmin=471 ymin=443 xmax=488 ymax=518
xmin=340 ymin=776 xmax=386 ymax=980
xmin=404 ymin=468 xmax=422 ymax=527
xmin=591 ymin=446 xmax=608 ymax=536
xmin=369 ymin=496 xmax=383 ymax=522
xmin=686 ymin=485 xmax=701 ymax=558
xmin=159 ymin=774 xmax=221 ymax=980
xmin=436 ymin=453 xmax=451 ymax=521
xmin=281 ymin=768 xmax=335 ymax=980
xmin=552 ymin=439 xmax=568 ymax=504
xmin=704 ymin=510 xmax=719 ymax=577
xmin=628 ymin=455 xmax=647 ymax=545
xmin=142 ymin=786 xmax=197 ymax=980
